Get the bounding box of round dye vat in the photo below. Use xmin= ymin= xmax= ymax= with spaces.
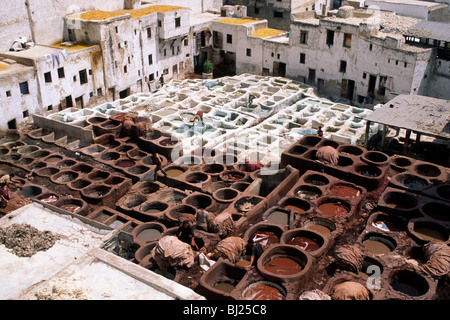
xmin=37 ymin=194 xmax=59 ymax=205
xmin=242 ymin=282 xmax=285 ymax=300
xmin=284 ymin=205 xmax=306 ymax=213
xmin=305 ymin=224 xmax=332 ymax=235
xmin=213 ymin=281 xmax=236 ymax=294
xmin=295 ymin=188 xmax=321 ymax=200
xmin=263 ymin=256 xmax=302 ymax=275
xmin=363 ymin=238 xmax=392 ymax=254
xmin=391 ymin=270 xmax=429 ymax=297
xmin=421 ymin=202 xmax=450 ymax=222
xmin=236 ymin=259 xmax=251 ymax=268
xmin=252 ymin=231 xmax=279 ymax=248
xmin=115 ymin=160 xmax=135 ymax=168
xmin=136 ymin=229 xmax=162 ymax=242
xmin=166 ymin=169 xmax=184 ymax=177
xmin=318 ymin=202 xmax=349 ymax=217
xmin=160 ymin=138 xmax=178 ymax=146
xmin=60 ymin=204 xmax=81 ymax=213
xmin=266 ymin=211 xmax=289 ymax=225
xmin=287 ymin=236 xmax=320 ymax=252
xmin=413 ymin=226 xmax=447 ymax=242
xmin=330 ymin=184 xmax=361 ymax=199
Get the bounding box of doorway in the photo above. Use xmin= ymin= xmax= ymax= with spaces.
xmin=341 ymin=79 xmax=355 ymax=100
xmin=368 ymin=74 xmax=377 ymax=95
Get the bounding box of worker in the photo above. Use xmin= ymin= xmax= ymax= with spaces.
xmin=243 ymin=157 xmax=262 ymax=172
xmin=152 ymin=153 xmax=167 ymax=177
xmin=177 ymin=220 xmax=200 ymax=251
xmin=317 ymin=126 xmax=324 ymax=137
xmin=191 ymin=110 xmax=204 ymax=123
xmin=0 ymin=174 xmax=12 ymax=185
xmin=246 ymin=238 xmax=263 ymax=269
xmin=0 ymin=183 xmax=10 ymax=209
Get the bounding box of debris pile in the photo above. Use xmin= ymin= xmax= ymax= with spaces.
xmin=0 ymin=223 xmax=60 ymax=257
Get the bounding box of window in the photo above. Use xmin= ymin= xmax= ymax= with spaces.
xmin=97 ymin=88 xmax=102 ymax=96
xmin=369 ymin=44 xmax=373 ymax=51
xmin=149 ymin=73 xmax=154 ymax=81
xmin=343 ymin=33 xmax=352 ymax=48
xmin=123 ymin=65 xmax=127 ymax=73
xmin=58 ymin=67 xmax=65 ymax=79
xmin=175 ymin=17 xmax=181 ymax=28
xmin=148 ymin=54 xmax=153 ymax=65
xmin=363 ymin=72 xmax=367 ymax=79
xmin=277 ymin=53 xmax=280 ymax=59
xmin=158 ymin=20 xmax=162 ymax=27
xmin=6 ymin=90 xmax=11 ymax=97
xmin=300 ymin=31 xmax=308 ymax=44
xmin=44 ymin=72 xmax=52 ymax=83
xmin=47 ymin=105 xmax=53 ymax=111
xmin=246 ymin=48 xmax=251 ymax=57
xmin=184 ymin=39 xmax=188 ymax=46
xmin=147 ymin=27 xmax=151 ymax=38
xmin=339 ymin=60 xmax=347 ymax=73
xmin=163 ymin=68 xmax=169 ymax=75
xmin=79 ymin=69 xmax=88 ymax=84
xmin=404 ymin=62 xmax=408 ymax=68
xmin=300 ymin=53 xmax=306 ymax=64
xmin=326 ymin=30 xmax=334 ymax=46
xmin=19 ymin=81 xmax=29 ymax=95
xmin=115 ymin=26 xmax=118 ymax=33
xmin=22 ymin=110 xmax=29 ymax=118
xmin=227 ymin=34 xmax=232 ymax=44
xmin=274 ymin=11 xmax=283 ymax=18
xmin=164 ymin=49 xmax=167 ymax=57
xmin=255 ymin=8 xmax=260 ymax=14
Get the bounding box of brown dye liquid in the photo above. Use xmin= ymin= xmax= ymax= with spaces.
xmin=60 ymin=204 xmax=81 ymax=213
xmin=242 ymin=284 xmax=284 ymax=300
xmin=46 ymin=157 xmax=62 ymax=163
xmin=363 ymin=240 xmax=392 ymax=254
xmin=414 ymin=227 xmax=447 ymax=242
xmin=318 ymin=203 xmax=348 ymax=216
xmin=264 ymin=256 xmax=302 ymax=275
xmin=287 ymin=236 xmax=320 ymax=252
xmin=330 ymin=185 xmax=360 ymax=199
xmin=39 ymin=195 xmax=58 ymax=205
xmin=145 ymin=209 xmax=163 ymax=214
xmin=116 ymin=160 xmax=135 ymax=168
xmin=137 ymin=229 xmax=161 ymax=241
xmin=284 ymin=205 xmax=305 ymax=213
xmin=267 ymin=211 xmax=289 ymax=225
xmin=166 ymin=169 xmax=184 ymax=177
xmin=213 ymin=282 xmax=235 ymax=293
xmin=305 ymin=224 xmax=332 ymax=235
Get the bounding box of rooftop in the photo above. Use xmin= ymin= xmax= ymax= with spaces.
xmin=250 ymin=28 xmax=285 ymax=38
xmin=365 ymin=94 xmax=450 ymax=140
xmin=216 ymin=17 xmax=262 ymax=25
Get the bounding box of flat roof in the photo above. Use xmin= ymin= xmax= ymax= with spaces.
xmin=250 ymin=28 xmax=285 ymax=38
xmin=367 ymin=0 xmax=447 ymax=9
xmin=0 ymin=202 xmax=204 ymax=300
xmin=407 ymin=20 xmax=450 ymax=42
xmin=365 ymin=94 xmax=450 ymax=140
xmin=216 ymin=17 xmax=262 ymax=25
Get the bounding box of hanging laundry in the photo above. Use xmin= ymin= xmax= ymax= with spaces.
xmin=52 ymin=52 xmax=60 ymax=67
xmin=61 ymin=49 xmax=67 ymax=61
xmin=44 ymin=54 xmax=52 ymax=65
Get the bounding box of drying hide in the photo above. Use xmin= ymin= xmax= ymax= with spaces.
xmin=152 ymin=236 xmax=195 ymax=271
xmin=331 ymin=281 xmax=370 ymax=300
xmin=420 ymin=241 xmax=450 ymax=278
xmin=208 ymin=211 xmax=234 ymax=238
xmin=335 ymin=245 xmax=364 ymax=272
xmin=316 ymin=146 xmax=339 ymax=166
xmin=213 ymin=236 xmax=246 ymax=263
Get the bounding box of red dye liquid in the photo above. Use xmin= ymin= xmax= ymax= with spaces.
xmin=242 ymin=284 xmax=284 ymax=300
xmin=264 ymin=257 xmax=302 ymax=275
xmin=318 ymin=202 xmax=348 ymax=216
xmin=330 ymin=185 xmax=360 ymax=199
xmin=287 ymin=236 xmax=320 ymax=252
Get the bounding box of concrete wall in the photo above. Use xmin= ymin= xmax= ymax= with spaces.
xmin=0 ymin=63 xmax=38 ymax=128
xmin=427 ymin=58 xmax=450 ymax=99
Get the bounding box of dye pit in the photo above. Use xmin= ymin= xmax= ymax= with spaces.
xmin=0 ymin=74 xmax=448 ymax=300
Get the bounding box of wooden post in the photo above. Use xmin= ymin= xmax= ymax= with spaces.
xmin=380 ymin=125 xmax=388 ymax=151
xmin=364 ymin=121 xmax=371 ymax=149
xmin=403 ymin=129 xmax=411 ymax=156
